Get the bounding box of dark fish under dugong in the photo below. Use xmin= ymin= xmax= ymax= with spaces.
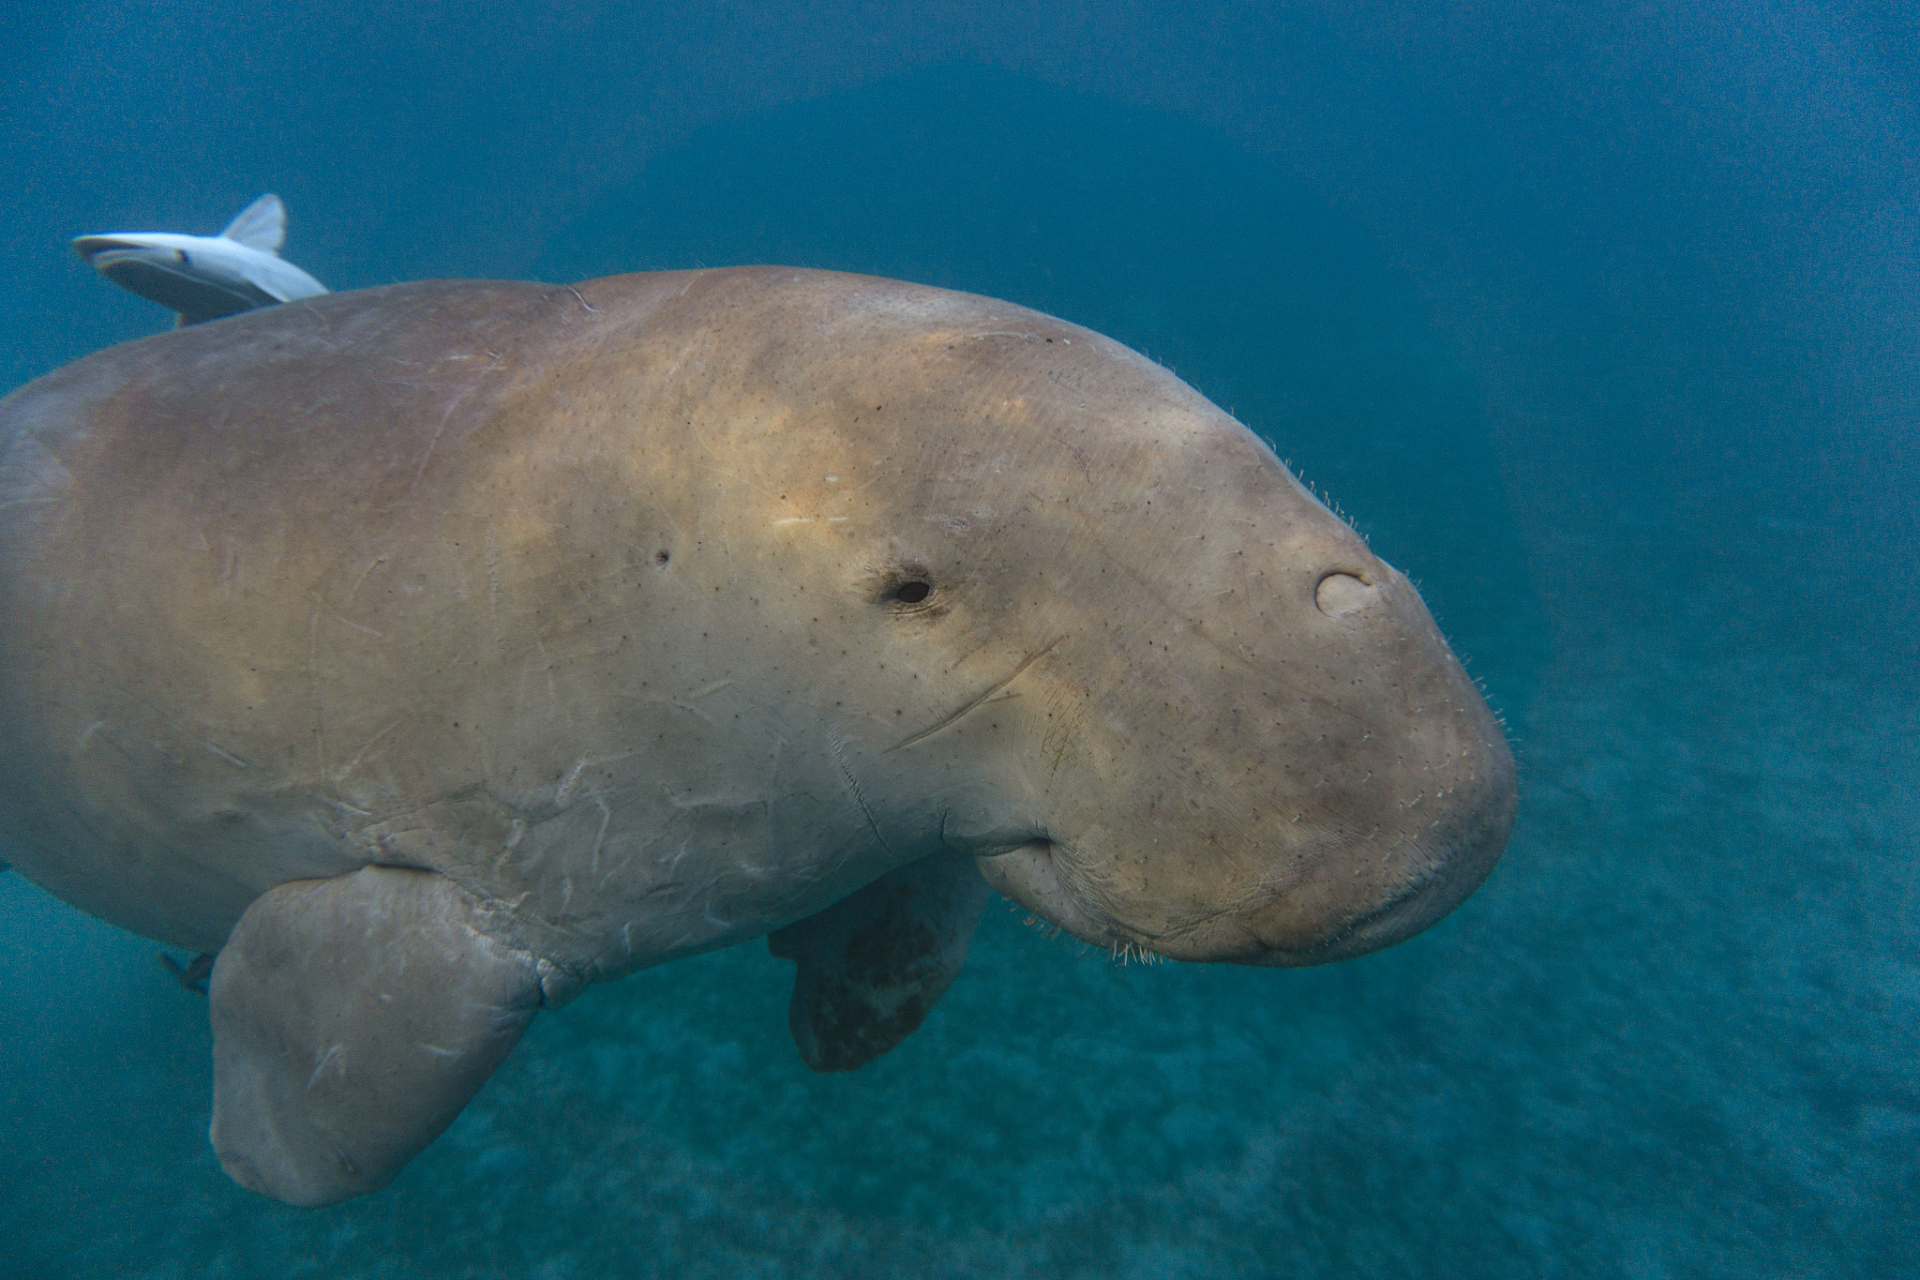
xmin=0 ymin=269 xmax=1516 ymax=1205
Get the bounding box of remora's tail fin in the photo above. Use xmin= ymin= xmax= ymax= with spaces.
xmin=219 ymin=194 xmax=287 ymax=254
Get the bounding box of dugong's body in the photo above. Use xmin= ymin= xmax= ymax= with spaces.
xmin=0 ymin=269 xmax=1514 ymax=1205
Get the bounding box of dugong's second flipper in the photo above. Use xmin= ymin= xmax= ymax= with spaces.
xmin=208 ymin=866 xmax=548 ymax=1206
xmin=768 ymin=850 xmax=993 ymax=1072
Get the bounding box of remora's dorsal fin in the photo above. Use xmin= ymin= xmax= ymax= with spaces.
xmin=208 ymin=865 xmax=546 ymax=1206
xmin=219 ymin=194 xmax=287 ymax=253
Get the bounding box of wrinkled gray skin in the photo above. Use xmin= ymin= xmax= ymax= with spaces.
xmin=0 ymin=269 xmax=1515 ymax=1206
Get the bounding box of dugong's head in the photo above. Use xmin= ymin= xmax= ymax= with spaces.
xmin=634 ymin=270 xmax=1516 ymax=967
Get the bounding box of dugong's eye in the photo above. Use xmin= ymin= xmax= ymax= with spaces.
xmin=872 ymin=563 xmax=943 ymax=615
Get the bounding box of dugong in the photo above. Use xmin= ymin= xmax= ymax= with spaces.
xmin=0 ymin=269 xmax=1515 ymax=1206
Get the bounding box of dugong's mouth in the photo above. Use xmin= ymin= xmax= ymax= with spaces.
xmin=973 ymin=805 xmax=1509 ymax=966
xmin=973 ymin=836 xmax=1279 ymax=961
xmin=972 ymin=838 xmax=1113 ymax=946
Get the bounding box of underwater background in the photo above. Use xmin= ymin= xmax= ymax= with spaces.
xmin=1 ymin=2 xmax=1914 ymax=1276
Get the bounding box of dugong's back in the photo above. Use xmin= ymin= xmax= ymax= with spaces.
xmin=0 ymin=279 xmax=628 ymax=950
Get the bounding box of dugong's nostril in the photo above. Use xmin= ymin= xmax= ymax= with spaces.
xmin=1314 ymin=572 xmax=1376 ymax=618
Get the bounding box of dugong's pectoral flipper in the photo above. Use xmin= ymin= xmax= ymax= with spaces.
xmin=768 ymin=850 xmax=992 ymax=1072
xmin=208 ymin=866 xmax=545 ymax=1206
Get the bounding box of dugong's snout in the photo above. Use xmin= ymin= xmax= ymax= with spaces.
xmin=972 ymin=520 xmax=1517 ymax=969
xmin=1200 ymin=755 xmax=1516 ymax=967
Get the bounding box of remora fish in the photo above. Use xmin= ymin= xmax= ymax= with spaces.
xmin=71 ymin=193 xmax=327 ymax=326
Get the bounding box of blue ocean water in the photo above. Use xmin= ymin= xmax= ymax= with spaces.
xmin=1 ymin=4 xmax=1914 ymax=1277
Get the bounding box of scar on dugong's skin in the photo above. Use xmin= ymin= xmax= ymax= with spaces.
xmin=0 ymin=268 xmax=1516 ymax=1206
